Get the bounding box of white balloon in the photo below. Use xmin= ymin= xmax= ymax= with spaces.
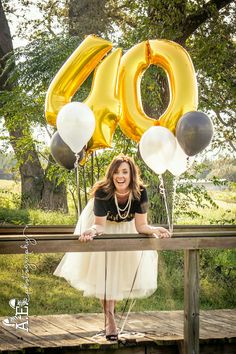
xmin=139 ymin=126 xmax=176 ymax=175
xmin=168 ymin=141 xmax=195 ymax=176
xmin=56 ymin=102 xmax=95 ymax=153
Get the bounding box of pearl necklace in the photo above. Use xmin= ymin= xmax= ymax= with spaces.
xmin=115 ymin=190 xmax=130 ymax=196
xmin=114 ymin=193 xmax=132 ymax=219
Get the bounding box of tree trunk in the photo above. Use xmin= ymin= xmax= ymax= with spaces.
xmin=68 ymin=0 xmax=108 ymax=37
xmin=40 ymin=155 xmax=68 ymax=212
xmin=0 ymin=0 xmax=68 ymax=211
xmin=40 ymin=178 xmax=68 ymax=212
xmin=6 ymin=124 xmax=45 ymax=208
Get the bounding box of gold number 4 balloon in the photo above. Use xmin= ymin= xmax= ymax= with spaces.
xmin=45 ymin=35 xmax=198 ymax=153
xmin=45 ymin=35 xmax=121 ymax=155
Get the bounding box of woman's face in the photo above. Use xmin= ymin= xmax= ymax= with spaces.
xmin=112 ymin=162 xmax=131 ymax=193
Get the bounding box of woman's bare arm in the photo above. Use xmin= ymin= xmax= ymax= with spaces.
xmin=135 ymin=213 xmax=171 ymax=238
xmin=79 ymin=216 xmax=106 ymax=242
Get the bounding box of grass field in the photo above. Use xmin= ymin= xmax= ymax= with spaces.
xmin=1 ymin=179 xmax=236 ymax=225
xmin=176 ymin=188 xmax=236 ymax=225
xmin=0 ymin=179 xmax=235 ymax=317
xmin=0 ymin=180 xmax=77 ymax=225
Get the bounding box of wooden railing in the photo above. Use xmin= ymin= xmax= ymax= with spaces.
xmin=0 ymin=224 xmax=236 ymax=354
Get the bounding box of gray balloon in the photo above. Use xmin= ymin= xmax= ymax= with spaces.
xmin=176 ymin=111 xmax=214 ymax=156
xmin=50 ymin=132 xmax=84 ymax=170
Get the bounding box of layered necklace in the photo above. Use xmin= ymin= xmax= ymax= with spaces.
xmin=114 ymin=191 xmax=132 ymax=219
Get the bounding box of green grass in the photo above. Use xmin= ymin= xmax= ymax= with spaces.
xmin=1 ymin=180 xmax=235 ymax=226
xmin=176 ymin=204 xmax=236 ymax=225
xmin=176 ymin=189 xmax=236 ymax=225
xmin=0 ymin=180 xmax=235 ymax=316
xmin=0 ymin=180 xmax=77 ymax=225
xmin=211 ymin=189 xmax=236 ymax=203
xmin=0 ymin=250 xmax=235 ymax=316
xmin=0 ymin=207 xmax=77 ymax=225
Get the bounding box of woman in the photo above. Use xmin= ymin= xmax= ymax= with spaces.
xmin=54 ymin=154 xmax=170 ymax=341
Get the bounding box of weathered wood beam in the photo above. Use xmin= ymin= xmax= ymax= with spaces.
xmin=0 ymin=235 xmax=235 ymax=254
xmin=184 ymin=250 xmax=200 ymax=354
xmin=1 ymin=224 xmax=235 ymax=235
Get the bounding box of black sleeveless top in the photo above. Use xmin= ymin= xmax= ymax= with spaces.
xmin=93 ymin=187 xmax=148 ymax=222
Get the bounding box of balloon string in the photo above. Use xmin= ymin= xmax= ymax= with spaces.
xmin=117 ymin=252 xmax=143 ymax=333
xmin=171 ymin=176 xmax=179 ymax=234
xmin=74 ymin=153 xmax=81 ymax=222
xmin=158 ymin=175 xmax=171 ymax=232
xmin=186 ymin=156 xmax=191 ymax=170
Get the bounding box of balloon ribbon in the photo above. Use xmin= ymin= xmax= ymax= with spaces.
xmin=158 ymin=175 xmax=179 ymax=233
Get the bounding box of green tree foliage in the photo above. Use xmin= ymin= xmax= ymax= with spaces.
xmin=0 ymin=1 xmax=70 ymax=210
xmin=0 ymin=0 xmax=235 ymax=220
xmin=198 ymin=158 xmax=236 ymax=182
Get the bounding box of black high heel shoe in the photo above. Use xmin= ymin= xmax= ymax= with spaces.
xmin=105 ymin=307 xmax=118 ymax=341
xmin=106 ymin=333 xmax=118 ymax=341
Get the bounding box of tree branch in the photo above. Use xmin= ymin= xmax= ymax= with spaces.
xmin=106 ymin=11 xmax=136 ymax=28
xmin=228 ymin=140 xmax=236 ymax=152
xmin=175 ymin=0 xmax=234 ymax=43
xmin=215 ymin=110 xmax=228 ymax=127
xmin=214 ymin=110 xmax=236 ymax=152
xmin=215 ymin=110 xmax=236 ymax=137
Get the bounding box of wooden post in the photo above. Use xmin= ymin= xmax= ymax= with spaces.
xmin=184 ymin=249 xmax=200 ymax=354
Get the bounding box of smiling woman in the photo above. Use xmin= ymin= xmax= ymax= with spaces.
xmin=53 ymin=154 xmax=170 ymax=341
xmin=113 ymin=162 xmax=131 ymax=193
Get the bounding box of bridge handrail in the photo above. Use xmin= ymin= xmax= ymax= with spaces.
xmin=0 ymin=224 xmax=235 ymax=235
xmin=0 ymin=224 xmax=235 ymax=255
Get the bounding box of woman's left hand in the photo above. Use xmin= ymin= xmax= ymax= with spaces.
xmin=79 ymin=228 xmax=97 ymax=242
xmin=152 ymin=227 xmax=171 ymax=238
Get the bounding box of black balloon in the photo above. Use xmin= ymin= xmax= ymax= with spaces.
xmin=176 ymin=111 xmax=214 ymax=156
xmin=50 ymin=131 xmax=84 ymax=170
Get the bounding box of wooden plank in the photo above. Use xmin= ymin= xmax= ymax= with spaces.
xmin=37 ymin=314 xmax=120 ymax=349
xmin=0 ymin=315 xmax=94 ymax=352
xmin=44 ymin=313 xmax=107 ymax=346
xmin=1 ymin=230 xmax=236 ymax=240
xmin=204 ymin=308 xmax=236 ymax=325
xmin=142 ymin=311 xmax=184 ymax=337
xmin=0 ymin=235 xmax=236 ymax=254
xmin=0 ymin=322 xmax=48 ymax=351
xmin=199 ymin=312 xmax=236 ymax=338
xmin=171 ymin=225 xmax=236 ymax=232
xmin=0 ymin=310 xmax=235 ymax=353
xmin=118 ymin=311 xmax=182 ymax=344
xmin=0 ymin=225 xmax=75 ymax=235
xmin=1 ymin=224 xmax=235 ymax=235
xmin=184 ymin=250 xmax=200 ymax=354
xmin=28 ymin=315 xmax=94 ymax=347
xmin=0 ymin=330 xmax=20 ymax=351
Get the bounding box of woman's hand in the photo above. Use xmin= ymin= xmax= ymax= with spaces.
xmin=135 ymin=213 xmax=172 ymax=238
xmin=79 ymin=217 xmax=106 ymax=242
xmin=79 ymin=228 xmax=97 ymax=242
xmin=152 ymin=227 xmax=171 ymax=239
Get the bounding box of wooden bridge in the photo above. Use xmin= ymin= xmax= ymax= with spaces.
xmin=0 ymin=224 xmax=236 ymax=354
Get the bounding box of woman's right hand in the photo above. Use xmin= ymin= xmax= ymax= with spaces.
xmin=79 ymin=228 xmax=97 ymax=242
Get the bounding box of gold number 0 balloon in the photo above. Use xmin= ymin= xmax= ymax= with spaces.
xmin=118 ymin=40 xmax=198 ymax=142
xmin=45 ymin=35 xmax=122 ymax=153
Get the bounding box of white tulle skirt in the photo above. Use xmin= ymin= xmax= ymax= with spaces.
xmin=54 ymin=198 xmax=158 ymax=300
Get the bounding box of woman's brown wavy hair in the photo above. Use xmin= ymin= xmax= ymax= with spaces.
xmin=92 ymin=154 xmax=145 ymax=200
